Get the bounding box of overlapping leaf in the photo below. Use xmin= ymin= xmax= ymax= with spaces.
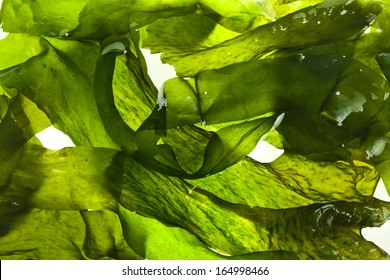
xmin=144 ymin=0 xmax=383 ymax=76
xmin=0 ymin=142 xmax=388 ymax=259
xmin=0 ymin=0 xmax=269 ymax=40
xmin=1 ymin=0 xmax=390 ymax=260
xmin=0 ymin=0 xmax=87 ymax=37
xmin=95 ymin=37 xmax=277 ymax=177
xmin=0 ymin=34 xmax=118 ymax=148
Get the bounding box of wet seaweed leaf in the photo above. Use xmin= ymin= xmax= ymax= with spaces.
xmin=1 ymin=0 xmax=390 ymax=260
xmin=0 ymin=34 xmax=118 ymax=148
xmin=144 ymin=0 xmax=383 ymax=76
xmin=1 ymin=144 xmax=388 ymax=259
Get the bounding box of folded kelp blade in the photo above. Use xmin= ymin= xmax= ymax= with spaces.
xmin=95 ymin=36 xmax=277 ymax=178
xmin=144 ymin=0 xmax=383 ymax=76
xmin=0 ymin=207 xmax=140 ymax=260
xmin=118 ymin=205 xmax=298 ymax=260
xmin=0 ymin=142 xmax=294 ymax=260
xmin=0 ymin=141 xmax=388 ymax=259
xmin=0 ymin=0 xmax=271 ymax=40
xmin=1 ymin=0 xmax=390 ymax=260
xmin=120 ymin=154 xmax=390 ymax=259
xmin=0 ymin=34 xmax=118 ymax=148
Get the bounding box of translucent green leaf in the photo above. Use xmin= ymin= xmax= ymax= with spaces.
xmin=113 ymin=50 xmax=157 ymax=131
xmin=0 ymin=93 xmax=50 ymax=186
xmin=118 ymin=205 xmax=227 ymax=260
xmin=120 ymin=154 xmax=390 ymax=259
xmin=1 ymin=142 xmax=388 ymax=259
xmin=275 ymin=112 xmax=352 ymax=160
xmin=1 ymin=145 xmax=119 ymax=211
xmin=0 ymin=144 xmax=138 ymax=259
xmin=198 ymin=0 xmax=271 ymax=32
xmin=0 ymin=104 xmax=25 ymax=187
xmin=163 ymin=55 xmax=348 ymax=125
xmin=118 ymin=205 xmax=298 ymax=260
xmin=195 ymin=117 xmax=275 ymax=175
xmin=72 ymin=0 xmax=198 ymax=40
xmin=161 ymin=53 xmax=390 ymax=166
xmin=134 ymin=116 xmax=275 ymax=178
xmin=144 ymin=0 xmax=382 ymax=76
xmin=143 ymin=14 xmax=240 ymax=56
xmin=96 ymin=36 xmax=276 ymax=177
xmin=1 ymin=0 xmax=390 ymax=261
xmin=94 ymin=32 xmax=159 ymax=154
xmin=0 ymin=34 xmax=118 ymax=148
xmin=5 ymin=94 xmax=51 ymax=140
xmin=0 ymin=0 xmax=87 ymax=37
xmin=0 ymin=208 xmax=139 ymax=259
xmin=94 ymin=38 xmax=137 ymax=153
xmin=0 ymin=34 xmax=45 ymax=72
xmin=190 ymin=154 xmax=379 ymax=208
xmin=0 ymin=95 xmax=7 ymax=121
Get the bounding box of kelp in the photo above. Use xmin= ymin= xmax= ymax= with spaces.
xmin=1 ymin=0 xmax=390 ymax=260
xmin=0 ymin=144 xmax=388 ymax=259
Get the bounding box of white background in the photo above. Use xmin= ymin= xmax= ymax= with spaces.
xmin=0 ymin=0 xmax=389 ymax=256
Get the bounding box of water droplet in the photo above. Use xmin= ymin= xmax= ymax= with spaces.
xmin=130 ymin=22 xmax=139 ymax=28
xmin=298 ymin=53 xmax=305 ymax=61
xmin=279 ymin=25 xmax=287 ymax=31
xmin=384 ymin=92 xmax=389 ymax=101
xmin=369 ymin=248 xmax=379 ymax=254
xmin=332 ymin=91 xmax=366 ymax=124
xmin=293 ymin=12 xmax=305 ymax=19
xmin=10 ymin=111 xmax=16 ymax=121
xmin=201 ymin=120 xmax=206 ymax=126
xmin=308 ymin=8 xmax=317 ymax=15
xmin=59 ymin=29 xmax=69 ymax=37
xmin=364 ymin=27 xmax=371 ymax=34
xmin=366 ymin=136 xmax=389 ymax=158
xmin=340 ymin=10 xmax=348 ymax=16
xmin=335 ymin=91 xmax=341 ymax=96
xmin=332 ymin=249 xmax=340 ymax=256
